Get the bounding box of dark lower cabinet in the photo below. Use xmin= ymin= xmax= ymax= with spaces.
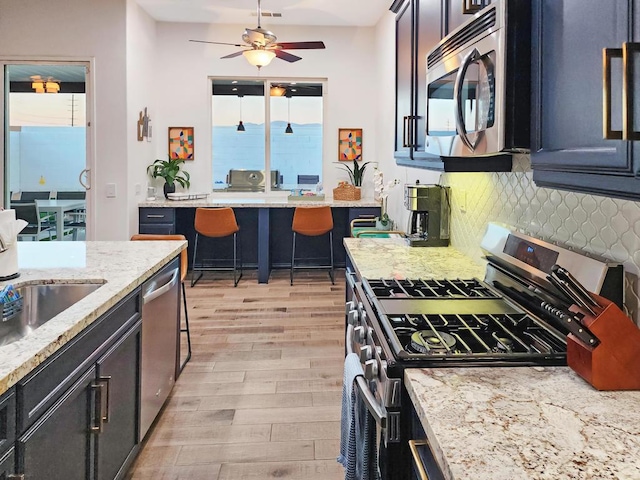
xmin=95 ymin=323 xmax=140 ymax=480
xmin=18 ymin=367 xmax=97 ymax=480
xmin=0 ymin=448 xmax=15 ymax=479
xmin=531 ymin=0 xmax=640 ymax=200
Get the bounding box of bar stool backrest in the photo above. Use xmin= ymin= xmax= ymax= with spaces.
xmin=194 ymin=207 xmax=239 ymax=238
xmin=292 ymin=206 xmax=333 ymax=236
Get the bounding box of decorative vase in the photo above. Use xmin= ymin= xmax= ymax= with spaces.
xmin=163 ymin=183 xmax=175 ymax=199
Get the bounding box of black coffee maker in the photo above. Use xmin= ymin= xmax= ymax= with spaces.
xmin=404 ymin=183 xmax=450 ymax=247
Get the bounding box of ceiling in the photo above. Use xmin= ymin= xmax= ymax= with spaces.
xmin=135 ymin=0 xmax=390 ymax=27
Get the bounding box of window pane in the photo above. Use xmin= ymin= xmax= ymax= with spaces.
xmin=270 ymin=83 xmax=323 ymax=191
xmin=212 ymin=80 xmax=266 ymax=192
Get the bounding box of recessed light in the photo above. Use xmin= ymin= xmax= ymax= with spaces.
xmin=231 ymin=80 xmax=238 ymax=84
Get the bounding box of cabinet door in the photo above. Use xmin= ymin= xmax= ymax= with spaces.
xmin=18 ymin=366 xmax=97 ymax=480
xmin=0 ymin=448 xmax=15 ymax=478
xmin=531 ymin=0 xmax=640 ymax=199
xmin=95 ymin=322 xmax=141 ymax=480
xmin=395 ymin=0 xmax=414 ymax=159
xmin=414 ymin=0 xmax=443 ymax=155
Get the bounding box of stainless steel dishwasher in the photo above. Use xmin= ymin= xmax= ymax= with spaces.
xmin=140 ymin=258 xmax=180 ymax=440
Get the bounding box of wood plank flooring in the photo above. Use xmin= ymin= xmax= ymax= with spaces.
xmin=126 ymin=270 xmax=346 ymax=480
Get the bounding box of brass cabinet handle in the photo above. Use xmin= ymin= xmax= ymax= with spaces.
xmin=90 ymin=383 xmax=104 ymax=433
xmin=603 ymin=47 xmax=623 ymax=140
xmin=408 ymin=439 xmax=430 ymax=480
xmin=98 ymin=376 xmax=112 ymax=424
xmin=623 ymin=42 xmax=640 ymax=140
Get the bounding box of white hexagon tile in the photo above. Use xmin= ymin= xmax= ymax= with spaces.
xmin=442 ymin=154 xmax=640 ymax=326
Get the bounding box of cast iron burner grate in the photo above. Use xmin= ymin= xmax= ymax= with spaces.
xmin=366 ymin=278 xmax=500 ymax=299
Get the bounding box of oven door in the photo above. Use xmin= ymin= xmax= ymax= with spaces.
xmin=425 ymin=31 xmax=504 ymax=158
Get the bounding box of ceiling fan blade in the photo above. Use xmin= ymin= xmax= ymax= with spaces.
xmin=221 ymin=50 xmax=246 ymax=59
xmin=189 ymin=39 xmax=244 ymax=47
xmin=275 ymin=41 xmax=326 ymax=50
xmin=274 ymin=50 xmax=302 ymax=63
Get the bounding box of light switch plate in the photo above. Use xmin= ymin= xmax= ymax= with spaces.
xmin=106 ymin=183 xmax=117 ymax=198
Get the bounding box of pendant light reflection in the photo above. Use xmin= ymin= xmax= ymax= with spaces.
xmin=237 ymin=95 xmax=245 ymax=133
xmin=285 ymin=96 xmax=293 ymax=135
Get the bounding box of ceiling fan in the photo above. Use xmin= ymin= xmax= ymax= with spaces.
xmin=189 ymin=0 xmax=326 ymax=68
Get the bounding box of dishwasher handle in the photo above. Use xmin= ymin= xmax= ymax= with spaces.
xmin=143 ymin=267 xmax=179 ymax=305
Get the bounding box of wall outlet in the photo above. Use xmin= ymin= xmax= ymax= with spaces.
xmin=106 ymin=183 xmax=117 ymax=198
xmin=459 ymin=189 xmax=467 ymax=213
xmin=135 ymin=183 xmax=141 ymax=196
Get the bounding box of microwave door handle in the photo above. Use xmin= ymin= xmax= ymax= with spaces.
xmin=603 ymin=47 xmax=623 ymax=140
xmin=454 ymin=48 xmax=480 ymax=151
xmin=623 ymin=42 xmax=640 ymax=140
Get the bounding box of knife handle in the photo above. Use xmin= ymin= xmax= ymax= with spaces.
xmin=551 ymin=265 xmax=601 ymax=309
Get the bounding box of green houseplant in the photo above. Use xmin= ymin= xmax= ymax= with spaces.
xmin=147 ymin=157 xmax=191 ymax=198
xmin=336 ymin=159 xmax=370 ymax=187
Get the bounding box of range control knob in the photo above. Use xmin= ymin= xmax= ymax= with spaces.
xmin=364 ymin=359 xmax=379 ymax=380
xmin=359 ymin=345 xmax=372 ymax=362
xmin=345 ymin=301 xmax=355 ymax=314
xmin=347 ymin=309 xmax=359 ymax=326
xmin=354 ymin=325 xmax=367 ymax=344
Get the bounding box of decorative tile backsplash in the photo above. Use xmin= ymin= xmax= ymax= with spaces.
xmin=442 ymin=155 xmax=640 ymax=326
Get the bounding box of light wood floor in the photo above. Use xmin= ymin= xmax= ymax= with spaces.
xmin=126 ymin=269 xmax=346 ymax=480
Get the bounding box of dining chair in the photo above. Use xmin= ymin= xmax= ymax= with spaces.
xmin=291 ymin=206 xmax=334 ymax=285
xmin=130 ymin=234 xmax=192 ymax=372
xmin=14 ymin=202 xmax=55 ymax=241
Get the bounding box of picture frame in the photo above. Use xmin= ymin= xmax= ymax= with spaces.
xmin=462 ymin=0 xmax=486 ymax=14
xmin=168 ymin=126 xmax=194 ymax=160
xmin=338 ymin=128 xmax=363 ymax=161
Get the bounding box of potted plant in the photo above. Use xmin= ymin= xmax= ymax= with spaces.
xmin=336 ymin=159 xmax=370 ymax=187
xmin=147 ymin=157 xmax=191 ymax=198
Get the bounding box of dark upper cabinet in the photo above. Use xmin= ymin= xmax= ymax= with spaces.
xmin=392 ymin=0 xmax=444 ymax=169
xmin=444 ymin=0 xmax=491 ymax=35
xmin=531 ymin=0 xmax=640 ymax=200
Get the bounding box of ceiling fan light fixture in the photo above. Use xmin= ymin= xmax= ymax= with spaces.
xmin=31 ymin=81 xmax=45 ymax=93
xmin=270 ymin=85 xmax=286 ymax=96
xmin=243 ymin=49 xmax=276 ymax=68
xmin=45 ymin=81 xmax=60 ymax=93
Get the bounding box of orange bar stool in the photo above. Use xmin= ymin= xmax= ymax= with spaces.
xmin=130 ymin=234 xmax=192 ymax=373
xmin=291 ymin=206 xmax=334 ymax=285
xmin=191 ymin=207 xmax=242 ymax=287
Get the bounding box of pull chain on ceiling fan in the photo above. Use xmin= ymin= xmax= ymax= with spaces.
xmin=189 ymin=0 xmax=326 ymax=69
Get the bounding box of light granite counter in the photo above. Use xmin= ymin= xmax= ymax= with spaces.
xmin=0 ymin=240 xmax=186 ymax=396
xmin=343 ymin=237 xmax=486 ymax=279
xmin=139 ymin=195 xmax=380 ymax=208
xmin=405 ymin=367 xmax=640 ymax=480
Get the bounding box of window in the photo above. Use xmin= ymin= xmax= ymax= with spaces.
xmin=211 ymin=78 xmax=323 ymax=193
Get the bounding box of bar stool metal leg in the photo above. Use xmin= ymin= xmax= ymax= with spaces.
xmin=190 ymin=232 xmax=203 ymax=287
xmin=329 ymin=231 xmax=335 ymax=285
xmin=179 ymin=281 xmax=192 ymax=373
xmin=290 ymin=232 xmax=297 ymax=285
xmin=233 ymin=232 xmax=243 ymax=287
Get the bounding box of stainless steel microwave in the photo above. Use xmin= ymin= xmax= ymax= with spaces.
xmin=424 ymin=0 xmax=531 ymax=158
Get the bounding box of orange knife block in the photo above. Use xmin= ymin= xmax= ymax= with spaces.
xmin=567 ymin=293 xmax=640 ymax=390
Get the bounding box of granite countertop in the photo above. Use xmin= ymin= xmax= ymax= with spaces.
xmin=343 ymin=237 xmax=486 ymax=279
xmin=139 ymin=195 xmax=380 ymax=208
xmin=0 ymin=240 xmax=186 ymax=396
xmin=405 ymin=367 xmax=640 ymax=480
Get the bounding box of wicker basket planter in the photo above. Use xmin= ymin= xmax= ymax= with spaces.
xmin=333 ymin=184 xmax=361 ymax=201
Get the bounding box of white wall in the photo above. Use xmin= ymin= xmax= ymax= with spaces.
xmin=0 ymin=0 xmax=129 ymax=240
xmin=153 ymin=22 xmax=380 ymax=196
xmin=126 ymin=0 xmax=158 ymax=236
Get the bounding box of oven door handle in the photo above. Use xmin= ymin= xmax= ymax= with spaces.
xmin=346 ymin=325 xmax=387 ymax=429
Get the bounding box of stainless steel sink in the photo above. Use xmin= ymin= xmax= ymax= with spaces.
xmin=1 ymin=283 xmax=103 ymax=347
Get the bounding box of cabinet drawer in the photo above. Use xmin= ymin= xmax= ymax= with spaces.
xmin=17 ymin=291 xmax=141 ymax=432
xmin=0 ymin=389 xmax=16 ymax=457
xmin=140 ymin=208 xmax=175 ymax=224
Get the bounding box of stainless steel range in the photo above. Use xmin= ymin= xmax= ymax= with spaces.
xmin=345 ymin=223 xmax=623 ymax=479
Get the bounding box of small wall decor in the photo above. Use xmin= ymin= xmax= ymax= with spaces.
xmin=338 ymin=128 xmax=363 ymax=161
xmin=168 ymin=127 xmax=194 ymax=160
xmin=462 ymin=0 xmax=487 ymax=14
xmin=137 ymin=107 xmax=152 ymax=142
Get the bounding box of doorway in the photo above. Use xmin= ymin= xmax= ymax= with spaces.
xmin=1 ymin=61 xmax=93 ymax=241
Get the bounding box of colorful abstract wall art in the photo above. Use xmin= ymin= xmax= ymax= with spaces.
xmin=338 ymin=128 xmax=363 ymax=161
xmin=168 ymin=127 xmax=194 ymax=160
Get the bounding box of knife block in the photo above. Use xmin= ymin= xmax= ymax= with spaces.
xmin=567 ymin=293 xmax=640 ymax=390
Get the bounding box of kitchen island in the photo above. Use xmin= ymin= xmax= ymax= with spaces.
xmin=0 ymin=240 xmax=185 ymax=395
xmin=140 ymin=196 xmax=380 ymax=282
